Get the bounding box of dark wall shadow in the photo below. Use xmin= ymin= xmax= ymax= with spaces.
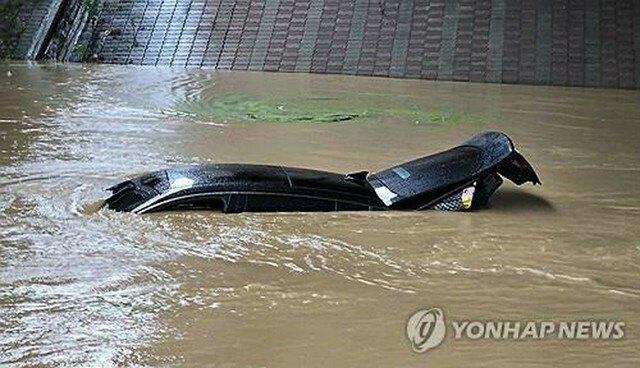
xmin=488 ymin=188 xmax=555 ymax=213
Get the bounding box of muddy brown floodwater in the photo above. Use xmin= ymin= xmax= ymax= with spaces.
xmin=0 ymin=63 xmax=639 ymax=367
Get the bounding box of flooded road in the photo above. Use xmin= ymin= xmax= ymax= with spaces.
xmin=1 ymin=63 xmax=639 ymax=367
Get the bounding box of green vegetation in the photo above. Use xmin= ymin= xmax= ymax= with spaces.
xmin=72 ymin=40 xmax=89 ymax=60
xmin=71 ymin=0 xmax=100 ymax=61
xmin=87 ymin=0 xmax=99 ymax=21
xmin=0 ymin=0 xmax=25 ymax=58
xmin=178 ymin=95 xmax=364 ymax=123
xmin=0 ymin=0 xmax=24 ymax=32
xmin=176 ymin=94 xmax=482 ymax=126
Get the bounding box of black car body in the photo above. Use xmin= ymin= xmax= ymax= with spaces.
xmin=103 ymin=131 xmax=541 ymax=214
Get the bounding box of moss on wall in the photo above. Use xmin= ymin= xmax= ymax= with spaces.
xmin=0 ymin=0 xmax=25 ymax=58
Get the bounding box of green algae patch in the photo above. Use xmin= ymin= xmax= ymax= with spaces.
xmin=176 ymin=94 xmax=485 ymax=126
xmin=177 ymin=95 xmax=364 ymax=123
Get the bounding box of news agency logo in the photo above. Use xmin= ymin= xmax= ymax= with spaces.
xmin=406 ymin=307 xmax=446 ymax=353
xmin=406 ymin=307 xmax=625 ymax=354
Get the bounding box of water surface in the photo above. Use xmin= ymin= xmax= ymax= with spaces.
xmin=1 ymin=63 xmax=639 ymax=367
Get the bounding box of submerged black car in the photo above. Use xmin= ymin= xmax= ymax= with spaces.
xmin=103 ymin=131 xmax=541 ymax=214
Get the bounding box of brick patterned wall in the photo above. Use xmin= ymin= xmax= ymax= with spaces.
xmin=10 ymin=0 xmax=640 ymax=88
